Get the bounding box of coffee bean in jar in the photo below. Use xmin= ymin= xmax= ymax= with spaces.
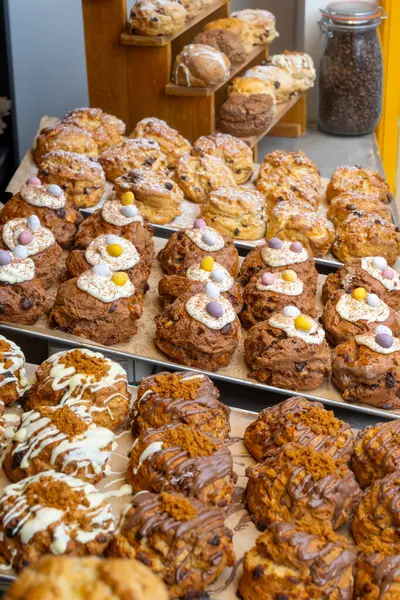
xmin=318 ymin=2 xmax=386 ymax=136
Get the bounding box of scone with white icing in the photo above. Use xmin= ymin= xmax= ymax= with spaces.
xmin=0 ymin=335 xmax=27 ymax=406
xmin=231 ymin=9 xmax=279 ymax=46
xmin=127 ymin=0 xmax=187 ymax=36
xmin=173 ymin=44 xmax=231 ymax=88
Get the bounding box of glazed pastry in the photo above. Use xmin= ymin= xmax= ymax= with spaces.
xmin=0 ymin=216 xmax=63 ymax=289
xmin=327 ymin=191 xmax=392 ymax=227
xmin=0 ymin=471 xmax=115 ymax=570
xmin=352 ymin=421 xmax=400 ymax=488
xmin=243 ymin=65 xmax=294 ymax=103
xmin=23 ymin=348 xmax=130 ymax=430
xmin=240 ymin=270 xmax=317 ymax=329
xmin=246 ymin=444 xmax=361 ymax=530
xmin=238 ymin=520 xmax=356 ymax=600
xmin=327 ymin=165 xmax=393 ymax=204
xmin=108 ymin=490 xmax=235 ymax=598
xmin=127 ymin=0 xmax=187 ymax=36
xmin=175 ymin=154 xmax=236 ymax=204
xmin=204 ymin=17 xmax=253 ymax=52
xmin=49 ymin=265 xmax=143 ymax=346
xmin=193 ymin=132 xmax=253 ymax=184
xmin=193 ymin=29 xmax=246 ymax=68
xmin=331 ymin=328 xmax=400 ymax=410
xmin=158 ymin=220 xmax=239 ymax=276
xmin=0 ymin=335 xmax=27 ymax=406
xmin=3 ymin=556 xmax=169 ymax=600
xmin=240 ymin=237 xmax=318 ymax=290
xmin=33 ymin=124 xmax=98 ymax=165
xmin=321 ymin=288 xmax=399 ymax=346
xmin=354 ymin=547 xmax=400 ymax=600
xmin=0 ymin=178 xmax=83 ymax=249
xmin=126 ymin=423 xmax=235 ymax=506
xmin=173 ymin=44 xmax=230 ymax=87
xmin=332 ymin=213 xmax=400 ymax=265
xmin=62 ymin=107 xmax=126 ymax=152
xmin=220 ymin=92 xmax=274 ymax=137
xmin=38 ymin=150 xmax=105 ymax=209
xmin=3 ymin=405 xmax=114 ymax=484
xmin=245 ymin=308 xmax=330 ymax=390
xmin=231 ymin=9 xmax=279 ymax=46
xmin=201 ymin=186 xmax=266 ymax=240
xmin=130 ymin=117 xmax=192 ymax=168
xmin=98 ymin=138 xmax=167 ymax=182
xmin=244 ymin=396 xmax=354 ymax=464
xmin=268 ymin=51 xmax=316 ymax=92
xmin=114 ymin=167 xmax=183 ymax=224
xmin=322 ymin=256 xmax=400 ymax=310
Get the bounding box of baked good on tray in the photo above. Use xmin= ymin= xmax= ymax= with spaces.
xmin=98 ymin=138 xmax=168 ymax=182
xmin=238 ymin=520 xmax=356 ymax=600
xmin=322 ymin=256 xmax=400 ymax=310
xmin=201 ymin=186 xmax=266 ymax=240
xmin=114 ymin=167 xmax=183 ymax=224
xmin=38 ymin=150 xmax=105 ymax=209
xmin=245 ymin=307 xmax=330 ymax=390
xmin=127 ymin=0 xmax=187 ymax=36
xmin=327 ymin=191 xmax=392 ymax=227
xmin=219 ymin=90 xmax=274 ymax=137
xmin=352 ymin=421 xmax=400 ymax=488
xmin=231 ymin=9 xmax=279 ymax=46
xmin=228 ymin=76 xmax=276 ymax=99
xmin=108 ymin=490 xmax=235 ymax=598
xmin=130 ymin=117 xmax=192 ymax=168
xmin=0 ymin=335 xmax=27 ymax=406
xmin=267 ymin=51 xmax=316 ymax=92
xmin=0 ymin=471 xmax=115 ymax=570
xmin=178 ymin=0 xmax=201 ymax=19
xmin=244 ymin=396 xmax=354 ymax=464
xmin=244 ymin=65 xmax=294 ymax=103
xmin=331 ymin=328 xmax=400 ymax=410
xmin=173 ymin=44 xmax=231 ymax=87
xmin=321 ymin=288 xmax=399 ymax=346
xmin=193 ymin=29 xmax=246 ymax=68
xmin=23 ymin=348 xmax=130 ymax=430
xmin=354 ymin=546 xmax=400 ymax=600
xmin=175 ymin=154 xmax=236 ymax=204
xmin=246 ymin=444 xmax=361 ymax=531
xmin=0 ymin=178 xmax=83 ymax=249
xmin=327 ymin=165 xmax=393 ymax=204
xmin=193 ymin=132 xmax=253 ymax=184
xmin=34 ymin=123 xmax=99 ymax=166
xmin=61 ymin=107 xmax=126 ymax=152
xmin=3 ymin=556 xmax=169 ymax=600
xmin=204 ymin=17 xmax=254 ymax=52
xmin=158 ymin=220 xmax=239 ymax=276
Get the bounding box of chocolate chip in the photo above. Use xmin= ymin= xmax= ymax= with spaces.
xmin=346 ymin=204 xmax=356 ymax=211
xmin=5 ymin=527 xmax=16 ymax=538
xmin=235 ymin=168 xmax=242 ymax=174
xmin=209 ymin=535 xmax=220 ymax=546
xmin=295 ymin=362 xmax=306 ymax=372
xmin=22 ymin=560 xmax=30 ymax=567
xmin=21 ymin=299 xmax=33 ymax=310
xmin=257 ymin=520 xmax=267 ymax=532
xmin=56 ymin=208 xmax=66 ymax=218
xmin=96 ymin=534 xmax=107 ymax=543
xmin=375 ymin=219 xmax=383 ymax=225
xmin=150 ymin=16 xmax=158 ymax=21
xmin=386 ymin=372 xmax=396 ymax=388
xmin=144 ymin=157 xmax=156 ymax=166
xmin=61 ymin=184 xmax=67 ymax=191
xmin=234 ymin=228 xmax=240 ymax=236
xmin=353 ymin=211 xmax=363 ymax=217
xmin=11 ymin=450 xmax=25 ymax=470
xmin=144 ymin=283 xmax=150 ymax=292
xmin=180 ymin=175 xmax=187 ymax=181
xmin=165 ymin=182 xmax=173 ymax=190
xmin=275 ymin=596 xmax=289 ymax=600
xmin=83 ymin=187 xmax=89 ymax=195
xmin=136 ymin=552 xmax=152 ymax=566
xmin=396 ymin=227 xmax=400 ymax=233
xmin=109 ymin=304 xmax=117 ymax=313
xmin=41 ymin=169 xmax=49 ymax=177
xmin=252 ymin=566 xmax=264 ymax=579
xmin=344 ymin=353 xmax=352 ymax=363
xmin=221 ymin=323 xmax=232 ymax=334
xmin=135 ymin=531 xmax=143 ymax=541
xmin=274 ymin=80 xmax=281 ymax=89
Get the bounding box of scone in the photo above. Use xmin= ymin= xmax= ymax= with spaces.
xmin=175 ymin=153 xmax=237 ymax=204
xmin=0 ymin=471 xmax=115 ymax=570
xmin=352 ymin=420 xmax=400 ymax=488
xmin=179 ymin=0 xmax=201 ymax=19
xmin=193 ymin=29 xmax=246 ymax=68
xmin=129 ymin=370 xmax=230 ymax=439
xmin=332 ymin=328 xmax=400 ymax=410
xmin=126 ymin=423 xmax=235 ymax=506
xmin=62 ymin=107 xmax=126 ymax=152
xmin=108 ymin=490 xmax=235 ymax=598
xmin=34 ymin=123 xmax=99 ymax=165
xmin=114 ymin=168 xmax=183 ymax=224
xmin=193 ymin=132 xmax=253 ymax=184
xmin=158 ymin=220 xmax=239 ymax=276
xmin=127 ymin=0 xmax=187 ymax=36
xmin=327 ymin=165 xmax=393 ymax=204
xmin=129 ymin=117 xmax=192 ymax=168
xmin=354 ymin=548 xmax=400 ymax=600
xmin=0 ymin=335 xmax=27 ymax=406
xmin=173 ymin=44 xmax=230 ymax=87
xmin=332 ymin=213 xmax=400 ymax=265
xmin=321 ymin=288 xmax=399 ymax=346
xmin=268 ymin=51 xmax=316 ymax=92
xmin=23 ymin=348 xmax=130 ymax=430
xmin=201 ymin=186 xmax=265 ymax=240
xmin=204 ymin=17 xmax=254 ymax=52
xmin=245 ymin=308 xmax=330 ymax=390
xmin=98 ymin=138 xmax=167 ymax=182
xmin=38 ymin=150 xmax=105 ymax=209
xmin=327 ymin=191 xmax=392 ymax=226
xmin=228 ymin=76 xmax=277 ymax=100
xmin=244 ymin=396 xmax=354 ymax=464
xmin=231 ymin=9 xmax=279 ymax=46
xmin=244 ymin=65 xmax=294 ymax=103
xmin=220 ymin=92 xmax=274 ymax=137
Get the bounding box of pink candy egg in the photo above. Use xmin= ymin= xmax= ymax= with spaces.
xmin=382 ymin=267 xmax=395 ymax=280
xmin=18 ymin=231 xmax=33 ymax=245
xmin=268 ymin=237 xmax=283 ymax=249
xmin=261 ymin=272 xmax=276 ymax=286
xmin=290 ymin=241 xmax=303 ymax=253
xmin=27 ymin=177 xmax=41 ymax=187
xmin=193 ymin=218 xmax=206 ymax=230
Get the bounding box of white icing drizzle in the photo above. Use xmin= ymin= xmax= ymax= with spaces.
xmin=185 ymin=293 xmax=236 ymax=330
xmin=269 ymin=313 xmax=325 ymax=345
xmin=356 ymin=333 xmax=400 ymax=355
xmin=77 ymin=271 xmax=135 ymax=303
xmin=133 ymin=441 xmax=164 ymax=475
xmin=0 ymin=258 xmax=35 ymax=284
xmin=336 ymin=293 xmax=390 ymax=323
xmin=186 ymin=262 xmax=233 ymax=292
xmin=101 ymin=198 xmax=143 ymax=226
xmin=175 ymin=45 xmax=230 ymax=86
xmin=361 ymin=257 xmax=400 ymax=292
xmin=85 ymin=235 xmax=140 ymax=272
xmin=261 ymin=241 xmax=308 ymax=267
xmin=20 ymin=183 xmax=66 ymax=210
xmin=185 ymin=226 xmax=225 ymax=252
xmin=3 ymin=218 xmax=55 ymax=255
xmin=0 ymin=336 xmax=28 ymax=397
xmin=256 ymin=272 xmax=304 ymax=296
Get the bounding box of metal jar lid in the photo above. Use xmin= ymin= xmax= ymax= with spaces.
xmin=320 ymin=1 xmax=386 ymax=30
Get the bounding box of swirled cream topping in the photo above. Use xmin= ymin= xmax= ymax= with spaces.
xmin=3 ymin=218 xmax=55 ymax=256
xmin=269 ymin=313 xmax=325 ymax=345
xmin=77 ymin=271 xmax=135 ymax=303
xmin=356 ymin=333 xmax=400 ymax=355
xmin=185 ymin=227 xmax=225 ymax=252
xmin=361 ymin=257 xmax=400 ymax=292
xmin=256 ymin=272 xmax=304 ymax=296
xmin=261 ymin=241 xmax=308 ymax=268
xmin=185 ymin=293 xmax=236 ymax=330
xmin=0 ymin=258 xmax=35 ymax=284
xmin=336 ymin=293 xmax=390 ymax=323
xmin=20 ymin=183 xmax=66 ymax=209
xmin=85 ymin=235 xmax=140 ymax=272
xmin=101 ymin=198 xmax=143 ymax=227
xmin=186 ymin=262 xmax=233 ymax=292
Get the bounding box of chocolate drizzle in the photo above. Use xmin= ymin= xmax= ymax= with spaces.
xmin=365 ymin=553 xmax=400 ymax=597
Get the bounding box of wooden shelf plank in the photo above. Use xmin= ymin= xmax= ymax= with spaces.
xmin=120 ymin=0 xmax=228 ymax=47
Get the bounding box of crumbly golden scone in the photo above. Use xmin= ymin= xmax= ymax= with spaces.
xmin=0 ymin=255 xmax=46 ymax=325
xmin=0 ymin=335 xmax=27 ymax=406
xmin=175 ymin=154 xmax=236 ymax=204
xmin=179 ymin=0 xmax=201 ymax=19
xmin=244 ymin=396 xmax=354 ymax=464
xmin=0 ymin=471 xmax=115 ymax=570
xmin=268 ymin=51 xmax=316 ymax=92
xmin=127 ymin=0 xmax=187 ymax=36
xmin=193 ymin=132 xmax=253 ymax=184
xmin=352 ymin=421 xmax=400 ymax=488
xmin=238 ymin=520 xmax=356 ymax=600
xmin=228 ymin=76 xmax=277 ymax=99
xmin=3 ymin=556 xmax=169 ymax=600
xmin=231 ymin=8 xmax=279 ymax=46
xmin=98 ymin=138 xmax=167 ymax=182
xmin=327 ymin=165 xmax=393 ymax=204
xmin=114 ymin=167 xmax=183 ymax=224
xmin=193 ymin=29 xmax=246 ymax=68
xmin=204 ymin=17 xmax=254 ymax=52
xmin=62 ymin=107 xmax=126 ymax=152
xmin=220 ymin=92 xmax=274 ymax=137
xmin=246 ymin=444 xmax=362 ymax=531
xmin=327 ymin=191 xmax=392 ymax=227
xmin=130 ymin=117 xmax=192 ymax=168
xmin=173 ymin=44 xmax=230 ymax=87
xmin=244 ymin=65 xmax=294 ymax=103
xmin=353 ymin=546 xmax=400 ymax=600
xmin=34 ymin=123 xmax=99 ymax=165
xmin=38 ymin=150 xmax=105 ymax=208
xmin=108 ymin=490 xmax=235 ymax=597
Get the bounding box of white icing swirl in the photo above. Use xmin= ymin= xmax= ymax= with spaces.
xmin=20 ymin=183 xmax=66 ymax=209
xmin=269 ymin=313 xmax=325 ymax=345
xmin=261 ymin=241 xmax=308 ymax=268
xmin=336 ymin=293 xmax=390 ymax=323
xmin=361 ymin=257 xmax=400 ymax=292
xmin=77 ymin=271 xmax=135 ymax=303
xmin=186 ymin=262 xmax=233 ymax=292
xmin=0 ymin=335 xmax=28 ymax=396
xmin=85 ymin=235 xmax=140 ymax=271
xmin=3 ymin=218 xmax=55 ymax=255
xmin=101 ymin=198 xmax=143 ymax=227
xmin=185 ymin=293 xmax=236 ymax=330
xmin=185 ymin=227 xmax=225 ymax=252
xmin=0 ymin=258 xmax=35 ymax=284
xmin=256 ymin=272 xmax=304 ymax=296
xmin=356 ymin=333 xmax=400 ymax=355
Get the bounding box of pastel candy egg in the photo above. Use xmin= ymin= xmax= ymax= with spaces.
xmin=193 ymin=218 xmax=206 ymax=230
xmin=372 ymin=257 xmax=387 ymax=270
xmin=121 ymin=192 xmax=134 ymax=206
xmin=382 ymin=267 xmax=395 ymax=280
xmin=92 ymin=263 xmax=111 ymax=277
xmin=206 ymin=301 xmax=223 ymax=318
xmin=268 ymin=237 xmax=283 ymax=249
xmin=366 ymin=293 xmax=380 ymax=308
xmin=107 ymin=243 xmax=123 ymax=257
xmin=27 ymin=177 xmax=41 ymax=187
xmin=120 ymin=205 xmax=138 ymax=218
xmin=27 ymin=215 xmax=41 ymax=231
xmin=0 ymin=250 xmax=12 ymax=266
xmin=376 ymin=325 xmax=392 ymax=336
xmin=18 ymin=231 xmax=33 ymax=245
xmin=205 ymin=282 xmax=220 ymax=299
xmin=283 ymin=305 xmax=300 ymax=318
xmin=105 ymin=234 xmax=120 ymax=245
xmin=200 ymin=256 xmax=214 ymax=272
xmin=282 ymin=269 xmax=297 ymax=283
xmin=375 ymin=332 xmax=393 ymax=349
xmin=352 ymin=287 xmax=367 ymax=301
xmin=261 ymin=272 xmax=276 ymax=286
xmin=290 ymin=241 xmax=303 ymax=253
xmin=294 ymin=315 xmax=312 ymax=332
xmin=112 ymin=272 xmax=129 ymax=286
xmin=202 ymin=231 xmax=217 ymax=246
xmin=211 ymin=268 xmax=225 ymax=283
xmin=13 ymin=246 xmax=28 ymax=259
xmin=47 ymin=184 xmax=62 ymax=197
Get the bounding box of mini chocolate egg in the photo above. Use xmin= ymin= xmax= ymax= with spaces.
xmin=202 ymin=231 xmax=217 ymax=246
xmin=382 ymin=267 xmax=395 ymax=280
xmin=283 ymin=305 xmax=300 ymax=318
xmin=372 ymin=257 xmax=387 ymax=270
xmin=27 ymin=215 xmax=41 ymax=231
xmin=112 ymin=272 xmax=129 ymax=286
xmin=0 ymin=250 xmax=12 ymax=266
xmin=294 ymin=315 xmax=312 ymax=332
xmin=211 ymin=268 xmax=225 ymax=283
xmin=200 ymin=256 xmax=214 ymax=272
xmin=375 ymin=332 xmax=393 ymax=349
xmin=120 ymin=205 xmax=138 ymax=218
xmin=92 ymin=263 xmax=111 ymax=277
xmin=121 ymin=192 xmax=134 ymax=206
xmin=13 ymin=246 xmax=28 ymax=259
xmin=205 ymin=282 xmax=220 ymax=299
xmin=47 ymin=183 xmax=62 ymax=197
xmin=268 ymin=237 xmax=283 ymax=250
xmin=107 ymin=243 xmax=123 ymax=257
xmin=376 ymin=325 xmax=392 ymax=336
xmin=261 ymin=272 xmax=276 ymax=286
xmin=290 ymin=241 xmax=303 ymax=253
xmin=105 ymin=234 xmax=120 ymax=245
xmin=27 ymin=177 xmax=41 ymax=187
xmin=206 ymin=301 xmax=223 ymax=318
xmin=366 ymin=293 xmax=380 ymax=308
xmin=193 ymin=218 xmax=206 ymax=230
xmin=352 ymin=287 xmax=367 ymax=301
xmin=282 ymin=270 xmax=297 ymax=283
xmin=18 ymin=231 xmax=33 ymax=246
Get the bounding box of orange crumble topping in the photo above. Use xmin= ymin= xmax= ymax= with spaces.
xmin=25 ymin=479 xmax=84 ymax=510
xmin=149 ymin=373 xmax=201 ymax=400
xmin=59 ymin=349 xmax=109 ymax=381
xmin=161 ymin=426 xmax=217 ymax=457
xmin=43 ymin=406 xmax=89 ymax=439
xmin=159 ymin=492 xmax=197 ymax=522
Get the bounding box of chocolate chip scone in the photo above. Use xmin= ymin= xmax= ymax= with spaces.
xmin=327 ymin=165 xmax=393 ymax=204
xmin=98 ymin=138 xmax=167 ymax=182
xmin=62 ymin=107 xmax=126 ymax=152
xmin=327 ymin=191 xmax=392 ymax=227
xmin=193 ymin=132 xmax=253 ymax=184
xmin=352 ymin=421 xmax=400 ymax=488
xmin=175 ymin=153 xmax=236 ymax=204
xmin=34 ymin=123 xmax=99 ymax=165
xmin=130 ymin=117 xmax=192 ymax=168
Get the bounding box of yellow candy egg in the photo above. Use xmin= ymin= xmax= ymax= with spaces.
xmin=112 ymin=272 xmax=129 ymax=286
xmin=352 ymin=287 xmax=367 ymax=301
xmin=121 ymin=192 xmax=134 ymax=206
xmin=282 ymin=269 xmax=297 ymax=283
xmin=107 ymin=243 xmax=123 ymax=257
xmin=294 ymin=315 xmax=312 ymax=332
xmin=200 ymin=256 xmax=215 ymax=272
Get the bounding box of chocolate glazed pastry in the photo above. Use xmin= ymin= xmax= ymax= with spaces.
xmin=108 ymin=491 xmax=235 ymax=599
xmin=352 ymin=421 xmax=400 ymax=488
xmin=354 ymin=549 xmax=400 ymax=600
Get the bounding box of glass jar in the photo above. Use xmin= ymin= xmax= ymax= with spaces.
xmin=318 ymin=1 xmax=386 ymax=136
